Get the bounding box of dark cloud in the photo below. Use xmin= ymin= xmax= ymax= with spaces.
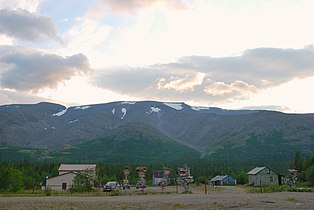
xmin=0 ymin=9 xmax=61 ymax=43
xmin=0 ymin=46 xmax=92 ymax=91
xmin=93 ymin=47 xmax=314 ymax=104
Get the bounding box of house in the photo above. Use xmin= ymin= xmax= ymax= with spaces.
xmin=152 ymin=170 xmax=164 ymax=185
xmin=43 ymin=164 xmax=96 ymax=191
xmin=247 ymin=166 xmax=283 ymax=186
xmin=210 ymin=175 xmax=237 ymax=186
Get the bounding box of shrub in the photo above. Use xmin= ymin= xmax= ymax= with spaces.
xmin=45 ymin=188 xmax=52 ymax=196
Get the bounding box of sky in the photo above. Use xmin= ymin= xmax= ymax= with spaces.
xmin=0 ymin=0 xmax=314 ymax=113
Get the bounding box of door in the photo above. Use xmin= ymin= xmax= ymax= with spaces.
xmin=62 ymin=182 xmax=67 ymax=190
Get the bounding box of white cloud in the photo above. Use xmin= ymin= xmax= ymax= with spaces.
xmin=204 ymin=81 xmax=257 ymax=98
xmin=93 ymin=47 xmax=314 ymax=105
xmin=102 ymin=0 xmax=188 ymax=14
xmin=91 ymin=0 xmax=314 ymax=68
xmin=0 ymin=0 xmax=42 ymax=13
xmin=0 ymin=35 xmax=14 ymax=45
xmin=157 ymin=72 xmax=205 ymax=92
xmin=62 ymin=18 xmax=112 ymax=69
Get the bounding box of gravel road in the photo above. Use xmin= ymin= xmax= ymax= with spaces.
xmin=0 ymin=186 xmax=313 ymax=209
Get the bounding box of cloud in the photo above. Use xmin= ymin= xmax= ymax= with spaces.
xmin=0 ymin=89 xmax=46 ymax=105
xmin=0 ymin=9 xmax=61 ymax=43
xmin=102 ymin=0 xmax=188 ymax=14
xmin=204 ymin=81 xmax=257 ymax=97
xmin=0 ymin=46 xmax=92 ymax=91
xmin=93 ymin=47 xmax=314 ymax=104
xmin=157 ymin=72 xmax=205 ymax=92
xmin=0 ymin=0 xmax=42 ymax=13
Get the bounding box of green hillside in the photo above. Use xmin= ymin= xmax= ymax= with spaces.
xmin=0 ymin=146 xmax=45 ymax=162
xmin=206 ymin=130 xmax=311 ymax=165
xmin=48 ymin=123 xmax=201 ymax=164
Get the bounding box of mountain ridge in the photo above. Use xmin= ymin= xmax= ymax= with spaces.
xmin=0 ymin=100 xmax=313 ymax=163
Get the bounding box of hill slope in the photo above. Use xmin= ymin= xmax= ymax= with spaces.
xmin=0 ymin=101 xmax=314 ymax=163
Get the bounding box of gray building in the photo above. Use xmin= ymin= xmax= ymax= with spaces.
xmin=210 ymin=175 xmax=237 ymax=185
xmin=43 ymin=164 xmax=96 ymax=191
xmin=247 ymin=166 xmax=282 ymax=186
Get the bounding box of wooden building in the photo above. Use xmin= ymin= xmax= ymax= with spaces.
xmin=247 ymin=166 xmax=282 ymax=186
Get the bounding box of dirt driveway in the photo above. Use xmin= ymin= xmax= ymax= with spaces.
xmin=0 ymin=185 xmax=313 ymax=209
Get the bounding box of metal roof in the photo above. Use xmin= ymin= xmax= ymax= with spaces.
xmin=210 ymin=175 xmax=228 ymax=182
xmin=247 ymin=167 xmax=266 ymax=175
xmin=58 ymin=164 xmax=96 ymax=171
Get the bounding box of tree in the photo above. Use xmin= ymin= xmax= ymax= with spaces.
xmin=292 ymin=151 xmax=303 ymax=171
xmin=234 ymin=171 xmax=248 ymax=185
xmin=306 ymin=165 xmax=314 ymax=187
xmin=0 ymin=166 xmax=24 ymax=192
xmin=70 ymin=170 xmax=93 ymax=192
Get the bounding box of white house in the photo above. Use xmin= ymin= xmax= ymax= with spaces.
xmin=43 ymin=164 xmax=96 ymax=191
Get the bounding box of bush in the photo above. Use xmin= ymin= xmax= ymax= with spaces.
xmin=196 ymin=176 xmax=208 ymax=184
xmin=249 ymin=185 xmax=291 ymax=193
xmin=45 ymin=188 xmax=52 ymax=196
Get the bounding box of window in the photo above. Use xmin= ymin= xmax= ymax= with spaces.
xmin=270 ymin=176 xmax=273 ymax=182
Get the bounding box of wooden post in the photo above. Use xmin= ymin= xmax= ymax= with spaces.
xmin=205 ymin=182 xmax=208 ymax=194
xmin=176 ymin=182 xmax=178 ymax=194
xmin=260 ymin=180 xmax=263 ymax=193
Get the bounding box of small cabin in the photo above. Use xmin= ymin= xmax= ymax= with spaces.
xmin=210 ymin=175 xmax=237 ymax=186
xmin=247 ymin=166 xmax=283 ymax=186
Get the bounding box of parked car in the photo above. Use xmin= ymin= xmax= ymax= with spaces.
xmin=103 ymin=181 xmax=120 ymax=192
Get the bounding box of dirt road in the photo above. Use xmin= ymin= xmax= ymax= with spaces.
xmin=0 ymin=186 xmax=313 ymax=209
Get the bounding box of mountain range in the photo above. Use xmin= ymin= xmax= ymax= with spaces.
xmin=0 ymin=101 xmax=313 ymax=163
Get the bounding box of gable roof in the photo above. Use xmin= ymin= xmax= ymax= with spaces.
xmin=58 ymin=164 xmax=96 ymax=171
xmin=210 ymin=175 xmax=228 ymax=182
xmin=247 ymin=167 xmax=266 ymax=175
xmin=41 ymin=171 xmax=76 ymax=186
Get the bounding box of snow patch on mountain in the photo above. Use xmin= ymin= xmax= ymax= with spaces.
xmin=164 ymin=103 xmax=183 ymax=110
xmin=146 ymin=107 xmax=161 ymax=114
xmin=121 ymin=101 xmax=136 ymax=105
xmin=192 ymin=106 xmax=210 ymax=111
xmin=74 ymin=106 xmax=90 ymax=110
xmin=53 ymin=108 xmax=67 ymax=116
xmin=121 ymin=108 xmax=127 ymax=119
xmin=68 ymin=119 xmax=79 ymax=123
xmin=112 ymin=108 xmax=115 ymax=114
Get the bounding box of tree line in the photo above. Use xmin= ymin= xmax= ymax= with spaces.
xmin=0 ymin=152 xmax=313 ymax=192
